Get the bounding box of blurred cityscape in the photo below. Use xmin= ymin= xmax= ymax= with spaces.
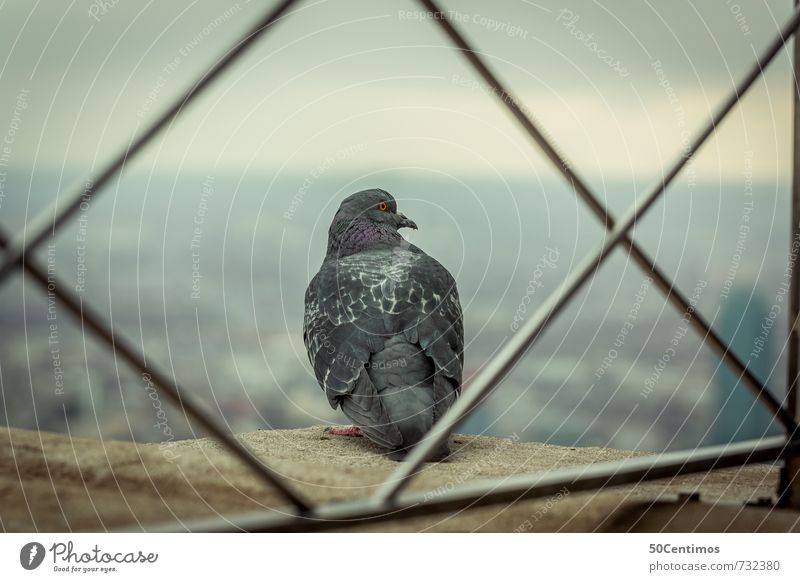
xmin=0 ymin=168 xmax=789 ymax=452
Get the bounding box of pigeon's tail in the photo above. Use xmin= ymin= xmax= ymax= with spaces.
xmin=339 ymin=375 xmax=403 ymax=450
xmin=340 ymin=336 xmax=452 ymax=460
xmin=375 ymin=383 xmax=450 ymax=461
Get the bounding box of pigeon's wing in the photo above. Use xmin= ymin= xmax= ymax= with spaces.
xmin=303 ymin=253 xmax=392 ymax=408
xmin=403 ymin=250 xmax=464 ymax=394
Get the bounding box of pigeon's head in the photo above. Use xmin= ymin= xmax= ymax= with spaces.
xmin=327 ymin=189 xmax=417 ymax=256
xmin=333 ymin=189 xmax=417 ymax=231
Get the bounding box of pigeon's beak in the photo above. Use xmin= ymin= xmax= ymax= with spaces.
xmin=397 ymin=212 xmax=418 ymax=230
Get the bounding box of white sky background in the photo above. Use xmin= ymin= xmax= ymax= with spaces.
xmin=0 ymin=0 xmax=795 ymax=183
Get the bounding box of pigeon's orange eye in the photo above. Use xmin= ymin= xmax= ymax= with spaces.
xmin=377 ymin=201 xmax=389 ymax=212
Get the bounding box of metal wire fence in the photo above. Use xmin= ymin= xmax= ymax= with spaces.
xmin=2 ymin=0 xmax=799 ymax=531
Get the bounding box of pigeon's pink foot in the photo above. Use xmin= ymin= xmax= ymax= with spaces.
xmin=325 ymin=425 xmax=365 ymax=437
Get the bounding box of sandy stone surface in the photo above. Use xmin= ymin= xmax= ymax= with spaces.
xmin=1 ymin=425 xmax=795 ymax=532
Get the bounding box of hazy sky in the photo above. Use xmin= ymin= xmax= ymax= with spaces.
xmin=0 ymin=0 xmax=795 ymax=182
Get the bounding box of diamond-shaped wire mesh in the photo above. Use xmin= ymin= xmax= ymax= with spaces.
xmin=1 ymin=0 xmax=798 ymax=530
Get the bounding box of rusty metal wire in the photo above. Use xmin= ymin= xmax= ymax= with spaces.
xmin=373 ymin=0 xmax=800 ymax=503
xmin=1 ymin=0 xmax=798 ymax=530
xmin=0 ymin=0 xmax=310 ymax=510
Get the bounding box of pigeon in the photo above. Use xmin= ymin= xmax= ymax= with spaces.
xmin=303 ymin=189 xmax=463 ymax=460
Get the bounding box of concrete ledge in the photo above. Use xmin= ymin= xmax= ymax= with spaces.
xmin=1 ymin=426 xmax=794 ymax=532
